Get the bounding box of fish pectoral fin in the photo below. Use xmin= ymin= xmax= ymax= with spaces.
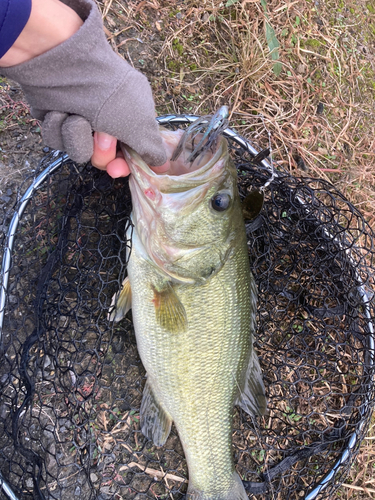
xmin=235 ymin=350 xmax=267 ymax=416
xmin=153 ymin=282 xmax=187 ymax=333
xmin=140 ymin=380 xmax=172 ymax=447
xmin=108 ymin=276 xmax=132 ymax=322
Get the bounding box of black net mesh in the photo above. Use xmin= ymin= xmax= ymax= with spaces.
xmin=0 ymin=117 xmax=374 ymax=500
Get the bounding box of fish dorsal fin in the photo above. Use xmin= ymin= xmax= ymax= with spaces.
xmin=140 ymin=380 xmax=172 ymax=447
xmin=153 ymin=282 xmax=187 ymax=333
xmin=235 ymin=350 xmax=267 ymax=416
xmin=108 ymin=276 xmax=132 ymax=322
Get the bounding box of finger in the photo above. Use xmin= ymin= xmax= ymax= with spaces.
xmin=151 ymin=159 xmax=171 ymax=174
xmin=61 ymin=115 xmax=93 ymax=163
xmin=42 ymin=111 xmax=69 ymax=151
xmin=106 ymin=155 xmax=131 ymax=178
xmin=91 ymin=131 xmax=117 ymax=169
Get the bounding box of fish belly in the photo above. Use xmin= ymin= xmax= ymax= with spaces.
xmin=128 ymin=241 xmax=254 ymax=499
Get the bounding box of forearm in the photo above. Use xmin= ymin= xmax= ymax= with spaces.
xmin=0 ymin=0 xmax=83 ymax=67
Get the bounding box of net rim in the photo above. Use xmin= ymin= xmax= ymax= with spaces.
xmin=0 ymin=115 xmax=374 ymax=500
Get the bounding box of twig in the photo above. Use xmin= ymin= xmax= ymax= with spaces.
xmin=119 ymin=462 xmax=187 ymax=483
xmin=341 ymin=483 xmax=375 ymax=494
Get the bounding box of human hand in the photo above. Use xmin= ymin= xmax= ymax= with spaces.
xmin=92 ymin=132 xmax=170 ymax=178
xmin=0 ymin=0 xmax=167 ymax=168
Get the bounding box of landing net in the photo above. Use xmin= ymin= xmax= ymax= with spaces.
xmin=0 ymin=115 xmax=374 ymax=500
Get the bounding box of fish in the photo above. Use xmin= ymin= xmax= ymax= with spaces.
xmin=109 ymin=122 xmax=266 ymax=500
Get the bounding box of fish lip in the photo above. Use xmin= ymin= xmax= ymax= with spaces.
xmin=120 ymin=136 xmax=228 ymax=185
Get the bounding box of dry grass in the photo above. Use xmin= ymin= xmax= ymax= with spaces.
xmin=339 ymin=420 xmax=375 ymax=499
xmin=96 ymin=0 xmax=375 ymax=497
xmin=98 ymin=0 xmax=375 ymax=225
xmin=0 ymin=79 xmax=41 ymax=184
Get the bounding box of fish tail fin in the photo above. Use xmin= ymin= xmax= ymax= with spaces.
xmin=187 ymin=471 xmax=248 ymax=500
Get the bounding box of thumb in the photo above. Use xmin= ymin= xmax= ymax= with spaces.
xmin=91 ymin=132 xmax=117 ymax=169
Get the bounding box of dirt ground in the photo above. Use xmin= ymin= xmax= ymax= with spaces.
xmin=1 ymin=0 xmax=375 ymax=499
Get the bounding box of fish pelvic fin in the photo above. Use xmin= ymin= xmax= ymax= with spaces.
xmin=187 ymin=471 xmax=248 ymax=500
xmin=152 ymin=282 xmax=187 ymax=333
xmin=140 ymin=380 xmax=172 ymax=447
xmin=235 ymin=349 xmax=267 ymax=416
xmin=108 ymin=276 xmax=132 ymax=322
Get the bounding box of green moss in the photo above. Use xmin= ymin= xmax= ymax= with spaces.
xmin=167 ymin=58 xmax=180 ymax=71
xmin=189 ymin=63 xmax=198 ymax=71
xmin=314 ymin=69 xmax=322 ymax=79
xmin=305 ymin=38 xmax=323 ymax=48
xmin=366 ymin=2 xmax=375 ymax=13
xmin=168 ymin=9 xmax=180 ymax=17
xmin=172 ymin=38 xmax=184 ymax=56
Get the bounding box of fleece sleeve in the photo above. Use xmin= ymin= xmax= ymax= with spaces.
xmin=0 ymin=0 xmax=32 ymax=58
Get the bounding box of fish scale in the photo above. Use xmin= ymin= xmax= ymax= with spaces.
xmin=112 ymin=128 xmax=266 ymax=499
xmin=129 ymin=236 xmax=253 ymax=497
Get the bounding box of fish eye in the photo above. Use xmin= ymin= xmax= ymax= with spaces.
xmin=211 ymin=193 xmax=231 ymax=212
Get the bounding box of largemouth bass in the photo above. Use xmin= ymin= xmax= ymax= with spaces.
xmin=110 ymin=126 xmax=266 ymax=500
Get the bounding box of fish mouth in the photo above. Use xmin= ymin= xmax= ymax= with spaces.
xmin=120 ymin=131 xmax=228 ymax=193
